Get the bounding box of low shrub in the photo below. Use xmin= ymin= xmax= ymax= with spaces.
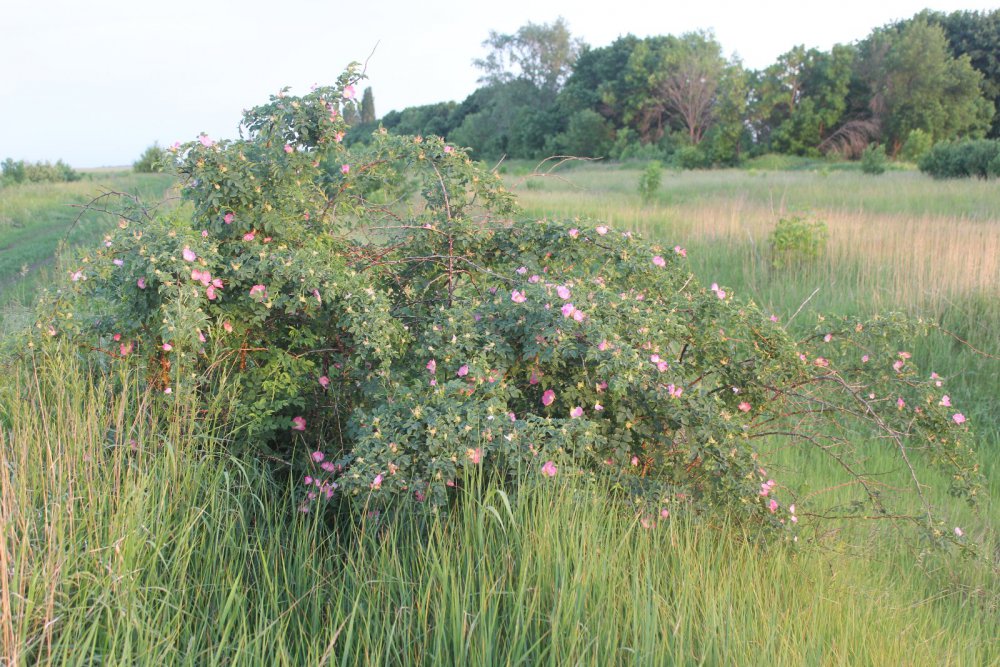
xmin=638 ymin=160 xmax=663 ymax=204
xmin=133 ymin=143 xmax=168 ymax=173
xmin=1 ymin=158 xmax=81 ymax=184
xmin=769 ymin=215 xmax=828 ymax=269
xmin=919 ymin=139 xmax=1000 ymax=179
xmin=861 ymin=144 xmax=888 ymax=175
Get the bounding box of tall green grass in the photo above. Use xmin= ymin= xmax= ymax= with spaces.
xmin=1 ymin=348 xmax=997 ymax=664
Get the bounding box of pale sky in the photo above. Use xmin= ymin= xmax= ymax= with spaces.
xmin=3 ymin=0 xmax=993 ymax=167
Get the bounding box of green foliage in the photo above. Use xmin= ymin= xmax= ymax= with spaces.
xmin=638 ymin=160 xmax=663 ymax=203
xmin=861 ymin=143 xmax=888 ymax=174
xmin=900 ymin=129 xmax=934 ymax=162
xmin=673 ymin=144 xmax=710 ymax=170
xmin=133 ymin=143 xmax=168 ymax=173
xmin=1 ymin=158 xmax=80 ymax=185
xmin=475 ymin=16 xmax=585 ymax=104
xmin=550 ymin=109 xmax=614 ymax=157
xmin=769 ymin=215 xmax=828 ymax=268
xmin=918 ymin=138 xmax=1000 ymax=178
xmin=856 ymin=18 xmax=992 ymax=153
xmin=754 ymin=45 xmax=856 ymax=156
xmin=42 ymin=67 xmax=980 ymax=531
xmin=918 ymin=9 xmax=1000 ymax=139
xmin=360 ymin=86 xmax=376 ymax=124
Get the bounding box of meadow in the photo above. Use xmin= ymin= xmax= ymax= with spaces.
xmin=1 ymin=164 xmax=998 ymax=664
xmin=0 ymin=172 xmax=175 ymax=332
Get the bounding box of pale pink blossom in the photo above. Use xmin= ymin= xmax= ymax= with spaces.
xmin=198 ymin=134 xmax=215 ymax=148
xmin=426 ymin=359 xmax=436 ymax=373
xmin=224 ymin=212 xmax=235 ymax=224
xmin=596 ymin=225 xmax=609 ymax=235
xmin=561 ymin=303 xmax=576 ymax=318
xmin=113 ymin=258 xmax=124 ymax=267
xmin=371 ymin=473 xmax=383 ymax=489
xmin=249 ymin=284 xmax=267 ymax=299
xmin=311 ymin=451 xmax=324 ymax=462
xmin=162 ymin=343 xmax=173 ymax=351
xmin=292 ymin=416 xmax=306 ymax=431
xmin=954 ymin=526 xmax=963 ymax=537
xmin=738 ymin=402 xmax=751 ymax=412
xmin=528 ymin=274 xmax=540 ymax=283
xmin=243 ymin=232 xmax=255 ymax=241
xmin=340 ymin=164 xmax=350 ymax=175
xmin=541 ymin=461 xmax=558 ymax=477
xmin=556 ymin=285 xmax=571 ymax=300
xmin=652 ymin=255 xmax=666 ymax=267
xmin=283 ymin=144 xmax=293 ymax=153
xmin=667 ymin=384 xmax=683 ymax=399
xmin=952 ymin=413 xmax=966 ymax=425
xmin=457 ymin=365 xmax=469 ymax=377
xmin=182 ymin=247 xmax=196 ymax=262
xmin=896 ymin=397 xmax=905 ymax=409
xmin=939 ymin=395 xmax=951 ymax=407
xmin=511 ymin=289 xmax=526 ymax=303
xmin=541 ymin=389 xmax=556 ymax=406
xmin=594 ymin=402 xmax=604 ymax=411
xmin=342 ymin=84 xmax=356 ymax=100
xmin=568 ymin=228 xmax=579 ymax=238
xmin=570 ymin=406 xmax=583 ymax=418
xmin=516 ymin=266 xmax=527 ymax=275
xmin=70 ymin=270 xmax=85 ymax=282
xmin=467 ymin=448 xmax=482 ymax=464
xmin=223 ymin=321 xmax=233 ymax=333
xmin=673 ymin=246 xmax=686 ymax=257
xmin=768 ymin=498 xmax=779 ymax=513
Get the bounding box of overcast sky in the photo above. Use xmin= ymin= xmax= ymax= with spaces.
xmin=3 ymin=0 xmax=993 ymax=167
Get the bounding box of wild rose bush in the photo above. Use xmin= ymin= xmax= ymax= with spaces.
xmin=37 ymin=65 xmax=980 ymax=530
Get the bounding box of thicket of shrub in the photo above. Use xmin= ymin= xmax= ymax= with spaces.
xmin=918 ymin=139 xmax=1000 ymax=179
xmin=1 ymin=158 xmax=81 ymax=184
xmin=32 ymin=65 xmax=980 ymax=535
xmin=133 ymin=143 xmax=168 ymax=173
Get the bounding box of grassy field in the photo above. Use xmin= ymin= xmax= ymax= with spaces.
xmin=0 ymin=172 xmax=175 ymax=322
xmin=1 ymin=165 xmax=998 ymax=664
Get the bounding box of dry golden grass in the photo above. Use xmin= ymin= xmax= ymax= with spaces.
xmin=513 ymin=168 xmax=1000 ymax=314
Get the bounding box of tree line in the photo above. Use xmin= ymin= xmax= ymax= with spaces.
xmin=347 ymin=10 xmax=1000 ymax=166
